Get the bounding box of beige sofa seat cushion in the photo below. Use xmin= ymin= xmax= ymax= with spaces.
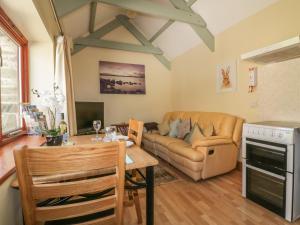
xmin=154 ymin=135 xmax=182 ymax=148
xmin=143 ymin=133 xmax=160 ymax=142
xmin=192 ymin=136 xmax=232 ymax=148
xmin=168 ymin=142 xmax=204 ymax=162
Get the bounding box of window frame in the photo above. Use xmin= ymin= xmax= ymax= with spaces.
xmin=0 ymin=7 xmax=29 ymax=143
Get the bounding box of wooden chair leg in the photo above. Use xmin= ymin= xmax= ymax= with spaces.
xmin=124 ymin=189 xmax=134 ymax=206
xmin=133 ymin=190 xmax=143 ymax=224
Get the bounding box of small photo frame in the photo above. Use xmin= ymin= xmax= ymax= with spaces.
xmin=216 ymin=61 xmax=237 ymax=93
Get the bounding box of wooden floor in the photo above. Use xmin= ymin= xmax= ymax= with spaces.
xmin=123 ymin=162 xmax=300 ymax=225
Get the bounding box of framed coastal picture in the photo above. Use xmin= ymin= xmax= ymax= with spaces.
xmin=99 ymin=61 xmax=146 ymax=94
xmin=216 ymin=61 xmax=237 ymax=93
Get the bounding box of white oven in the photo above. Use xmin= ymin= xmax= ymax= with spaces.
xmin=242 ymin=121 xmax=300 ymax=222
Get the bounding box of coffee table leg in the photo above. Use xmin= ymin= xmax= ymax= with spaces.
xmin=146 ymin=166 xmax=154 ymax=225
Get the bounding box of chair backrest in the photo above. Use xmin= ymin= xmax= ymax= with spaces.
xmin=128 ymin=119 xmax=144 ymax=147
xmin=14 ymin=142 xmax=126 ymax=225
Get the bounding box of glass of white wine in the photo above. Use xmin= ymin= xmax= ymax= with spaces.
xmin=93 ymin=120 xmax=102 ymax=141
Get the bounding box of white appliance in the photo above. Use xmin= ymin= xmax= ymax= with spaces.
xmin=241 ymin=36 xmax=300 ymax=64
xmin=242 ymin=121 xmax=300 ymax=222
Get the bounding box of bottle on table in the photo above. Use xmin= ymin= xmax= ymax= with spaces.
xmin=59 ymin=113 xmax=68 ymax=142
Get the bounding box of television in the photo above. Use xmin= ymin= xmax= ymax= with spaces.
xmin=75 ymin=101 xmax=104 ymax=135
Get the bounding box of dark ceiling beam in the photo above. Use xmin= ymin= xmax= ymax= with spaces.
xmin=169 ymin=0 xmax=215 ymax=51
xmin=89 ymin=1 xmax=97 ymax=33
xmin=75 ymin=38 xmax=164 ymax=54
xmin=149 ymin=20 xmax=174 ymax=43
xmin=53 ymin=0 xmax=206 ymax=28
xmin=72 ymin=19 xmax=121 ymax=54
xmin=99 ymin=0 xmax=206 ymax=27
xmin=116 ymin=15 xmax=171 ymax=70
xmin=149 ymin=0 xmax=198 ymax=43
xmin=187 ymin=0 xmax=197 ymax=7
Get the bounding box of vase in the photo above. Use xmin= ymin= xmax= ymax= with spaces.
xmin=46 ymin=135 xmax=63 ymax=146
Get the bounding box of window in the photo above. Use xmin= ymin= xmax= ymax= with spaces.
xmin=0 ymin=29 xmax=21 ymax=134
xmin=0 ymin=7 xmax=28 ymax=140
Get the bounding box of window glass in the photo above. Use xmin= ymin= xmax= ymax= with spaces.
xmin=0 ymin=28 xmax=22 ymax=134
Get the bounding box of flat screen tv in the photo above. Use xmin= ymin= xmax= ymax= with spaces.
xmin=75 ymin=101 xmax=104 ymax=134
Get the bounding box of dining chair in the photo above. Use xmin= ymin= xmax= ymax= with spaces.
xmin=128 ymin=119 xmax=144 ymax=147
xmin=14 ymin=142 xmax=126 ymax=225
xmin=126 ymin=119 xmax=144 ymax=224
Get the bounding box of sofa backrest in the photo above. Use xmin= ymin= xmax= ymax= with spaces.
xmin=162 ymin=111 xmax=244 ymax=147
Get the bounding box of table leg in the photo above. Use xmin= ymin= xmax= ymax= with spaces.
xmin=146 ymin=166 xmax=154 ymax=225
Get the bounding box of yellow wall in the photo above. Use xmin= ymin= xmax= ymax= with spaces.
xmin=72 ymin=27 xmax=173 ymax=126
xmin=171 ymin=0 xmax=300 ymax=122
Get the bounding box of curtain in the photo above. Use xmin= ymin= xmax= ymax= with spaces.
xmin=54 ymin=35 xmax=77 ymax=135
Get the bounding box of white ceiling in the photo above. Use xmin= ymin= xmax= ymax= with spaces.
xmin=60 ymin=0 xmax=279 ymax=60
xmin=61 ymin=4 xmax=125 ymax=39
xmin=0 ymin=0 xmax=51 ymax=42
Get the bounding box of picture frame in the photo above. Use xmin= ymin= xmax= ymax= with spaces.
xmin=216 ymin=61 xmax=237 ymax=93
xmin=99 ymin=61 xmax=146 ymax=95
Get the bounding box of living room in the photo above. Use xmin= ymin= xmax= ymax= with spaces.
xmin=1 ymin=0 xmax=300 ymax=224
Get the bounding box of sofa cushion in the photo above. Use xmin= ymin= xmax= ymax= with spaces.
xmin=155 ymin=135 xmax=182 ymax=148
xmin=158 ymin=121 xmax=169 ymax=136
xmin=162 ymin=111 xmax=241 ymax=137
xmin=168 ymin=119 xmax=180 ymax=137
xmin=143 ymin=133 xmax=160 ymax=142
xmin=177 ymin=119 xmax=191 ymax=139
xmin=192 ymin=137 xmax=233 ymax=148
xmin=199 ymin=122 xmax=214 ymax=137
xmin=168 ymin=142 xmax=204 ymax=162
xmin=187 ymin=124 xmax=205 ymax=144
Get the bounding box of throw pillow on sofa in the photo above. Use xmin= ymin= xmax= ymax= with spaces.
xmin=168 ymin=119 xmax=180 ymax=138
xmin=199 ymin=123 xmax=214 ymax=137
xmin=177 ymin=119 xmax=191 ymax=139
xmin=158 ymin=121 xmax=170 ymax=136
xmin=185 ymin=123 xmax=205 ymax=144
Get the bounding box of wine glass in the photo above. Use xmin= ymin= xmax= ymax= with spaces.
xmin=93 ymin=120 xmax=102 ymax=141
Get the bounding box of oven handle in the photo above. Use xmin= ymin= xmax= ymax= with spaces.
xmin=246 ymin=140 xmax=286 ymax=152
xmin=246 ymin=164 xmax=286 ymax=181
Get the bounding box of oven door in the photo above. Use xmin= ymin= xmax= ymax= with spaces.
xmin=246 ymin=138 xmax=287 ymax=175
xmin=246 ymin=165 xmax=286 ymax=217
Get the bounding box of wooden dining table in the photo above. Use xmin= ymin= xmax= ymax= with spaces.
xmin=11 ymin=134 xmax=159 ymax=225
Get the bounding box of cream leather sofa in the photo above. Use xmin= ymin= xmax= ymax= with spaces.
xmin=142 ymin=111 xmax=244 ymax=181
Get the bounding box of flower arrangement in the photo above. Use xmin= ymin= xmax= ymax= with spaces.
xmin=32 ymin=83 xmax=65 ymax=137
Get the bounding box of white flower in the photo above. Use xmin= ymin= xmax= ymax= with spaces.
xmin=32 ymin=84 xmax=65 ymax=130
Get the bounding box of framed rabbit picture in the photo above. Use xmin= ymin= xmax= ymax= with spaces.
xmin=216 ymin=61 xmax=237 ymax=93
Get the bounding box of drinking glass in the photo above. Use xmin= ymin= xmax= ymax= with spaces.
xmin=93 ymin=120 xmax=102 ymax=141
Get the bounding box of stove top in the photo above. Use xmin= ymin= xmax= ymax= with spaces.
xmin=251 ymin=121 xmax=300 ymax=129
xmin=244 ymin=121 xmax=300 ymax=145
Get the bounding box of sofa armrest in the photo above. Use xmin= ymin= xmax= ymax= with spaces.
xmin=195 ymin=143 xmax=238 ymax=179
xmin=192 ymin=136 xmax=232 ymax=148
